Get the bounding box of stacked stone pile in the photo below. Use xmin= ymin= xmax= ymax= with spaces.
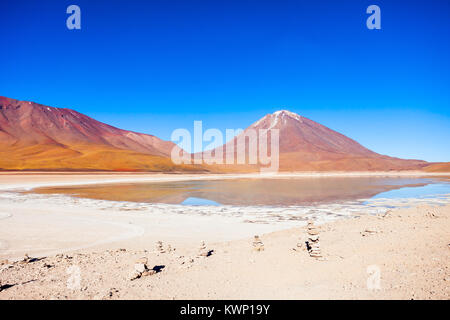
xmin=252 ymin=235 xmax=264 ymax=251
xmin=129 ymin=257 xmax=156 ymax=280
xmin=156 ymin=241 xmax=165 ymax=254
xmin=198 ymin=241 xmax=210 ymax=257
xmin=306 ymin=221 xmax=322 ymax=259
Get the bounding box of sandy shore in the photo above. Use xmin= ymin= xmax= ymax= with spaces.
xmin=0 ymin=173 xmax=449 ymax=299
xmin=0 ymin=203 xmax=448 ymax=299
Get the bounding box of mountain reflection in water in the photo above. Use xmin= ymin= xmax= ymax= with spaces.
xmin=31 ymin=177 xmax=450 ymax=207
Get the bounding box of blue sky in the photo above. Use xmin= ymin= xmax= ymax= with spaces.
xmin=1 ymin=0 xmax=449 ymax=161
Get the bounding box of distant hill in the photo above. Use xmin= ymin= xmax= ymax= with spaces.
xmin=0 ymin=96 xmax=442 ymax=172
xmin=423 ymin=162 xmax=450 ymax=172
xmin=0 ymin=96 xmax=202 ymax=172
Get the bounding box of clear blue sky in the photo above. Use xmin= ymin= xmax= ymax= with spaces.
xmin=1 ymin=0 xmax=449 ymax=162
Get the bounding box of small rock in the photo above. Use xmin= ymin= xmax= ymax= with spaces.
xmin=94 ymin=288 xmax=118 ymax=300
xmin=142 ymin=270 xmax=156 ymax=277
xmin=294 ymin=237 xmax=305 ymax=251
xmin=22 ymin=254 xmax=30 ymax=263
xmin=0 ymin=264 xmax=13 ymax=273
xmin=19 ymin=254 xmax=35 ymax=264
xmin=382 ymin=210 xmax=392 ymax=218
xmin=129 ymin=270 xmax=141 ymax=281
xmin=361 ymin=229 xmax=379 ymax=237
xmin=134 ymin=263 xmax=147 ymax=273
xmin=308 ymin=234 xmax=319 ymax=241
xmin=426 ymin=210 xmax=438 ymax=218
xmin=180 ymin=257 xmax=194 ymax=265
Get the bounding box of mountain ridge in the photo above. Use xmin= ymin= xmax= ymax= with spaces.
xmin=0 ymin=96 xmax=202 ymax=172
xmin=0 ymin=96 xmax=445 ymax=172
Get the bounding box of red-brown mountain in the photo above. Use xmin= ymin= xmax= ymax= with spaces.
xmin=209 ymin=110 xmax=429 ymax=171
xmin=0 ymin=96 xmax=438 ymax=171
xmin=0 ymin=96 xmax=198 ymax=171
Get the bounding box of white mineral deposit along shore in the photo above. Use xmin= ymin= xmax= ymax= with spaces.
xmin=0 ymin=173 xmax=449 ymax=299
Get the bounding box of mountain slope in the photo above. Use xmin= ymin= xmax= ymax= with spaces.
xmin=0 ymin=96 xmax=175 ymax=156
xmin=207 ymin=110 xmax=428 ymax=171
xmin=423 ymin=162 xmax=450 ymax=172
xmin=0 ymin=96 xmax=202 ymax=172
xmin=0 ymin=97 xmax=433 ymax=172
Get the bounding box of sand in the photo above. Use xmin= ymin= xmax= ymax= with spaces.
xmin=0 ymin=173 xmax=449 ymax=299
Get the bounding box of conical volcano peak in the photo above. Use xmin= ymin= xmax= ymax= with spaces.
xmin=272 ymin=109 xmax=303 ymax=123
xmin=250 ymin=109 xmax=304 ymax=129
xmin=271 ymin=109 xmax=303 ymax=127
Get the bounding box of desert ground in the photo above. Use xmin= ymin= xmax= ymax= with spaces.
xmin=0 ymin=173 xmax=449 ymax=299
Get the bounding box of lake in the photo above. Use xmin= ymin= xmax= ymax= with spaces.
xmin=31 ymin=176 xmax=450 ymax=207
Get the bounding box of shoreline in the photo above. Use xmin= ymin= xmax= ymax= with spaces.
xmin=1 ymin=203 xmax=448 ymax=299
xmin=0 ymin=172 xmax=449 ymax=261
xmin=0 ymin=173 xmax=449 ymax=299
xmin=0 ymin=171 xmax=449 ymax=191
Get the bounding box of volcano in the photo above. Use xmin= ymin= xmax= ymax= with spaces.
xmin=209 ymin=110 xmax=429 ymax=171
xmin=0 ymin=96 xmax=440 ymax=172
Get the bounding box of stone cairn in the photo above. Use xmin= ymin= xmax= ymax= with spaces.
xmin=426 ymin=208 xmax=439 ymax=219
xmin=198 ymin=241 xmax=210 ymax=257
xmin=130 ymin=257 xmax=156 ymax=280
xmin=156 ymin=241 xmax=165 ymax=254
xmin=19 ymin=254 xmax=36 ymax=264
xmin=306 ymin=221 xmax=322 ymax=259
xmin=252 ymin=235 xmax=264 ymax=252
